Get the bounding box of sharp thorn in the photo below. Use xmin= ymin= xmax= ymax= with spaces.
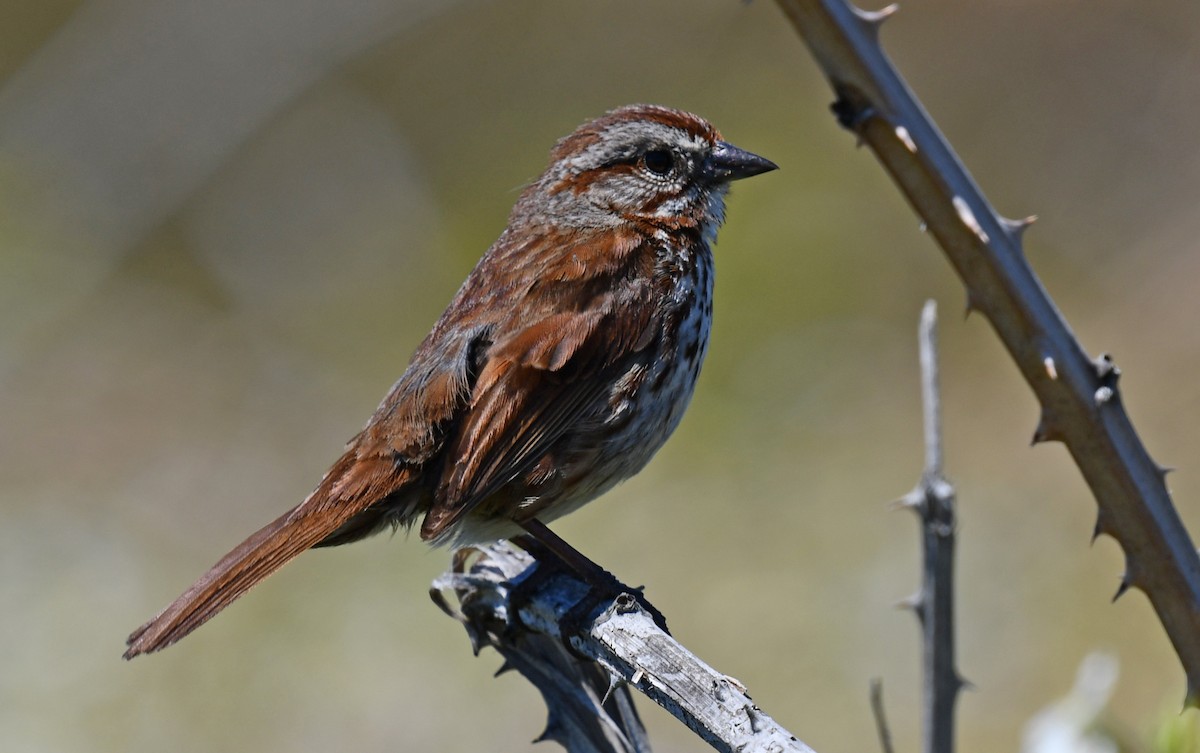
xmin=1186 ymin=679 xmax=1200 ymax=710
xmin=600 ymin=672 xmax=624 ymax=705
xmin=1091 ymin=515 xmax=1107 ymax=544
xmin=494 ymin=660 xmax=515 ymax=678
xmin=895 ymin=592 xmax=924 ymax=613
xmin=1000 ymin=214 xmax=1037 ymax=240
xmin=956 ymin=673 xmax=976 ymax=693
xmin=854 ymin=3 xmax=900 ymax=28
xmin=1114 ymin=556 xmax=1144 ymax=603
xmin=1158 ymin=464 xmax=1176 ymax=479
xmin=889 ymin=491 xmax=923 ymax=512
xmin=533 ymin=717 xmax=565 ymax=745
xmin=1113 ymin=574 xmax=1134 ymax=602
xmin=1032 ymin=410 xmax=1064 ymax=445
xmin=964 ymin=292 xmax=979 ymax=319
xmin=460 ymin=623 xmax=485 ymax=656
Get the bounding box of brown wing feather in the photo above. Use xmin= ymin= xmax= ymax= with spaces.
xmin=420 ymin=293 xmax=657 ymax=542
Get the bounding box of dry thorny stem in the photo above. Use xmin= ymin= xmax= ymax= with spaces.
xmin=894 ymin=301 xmax=963 ymax=753
xmin=774 ymin=0 xmax=1200 ymax=703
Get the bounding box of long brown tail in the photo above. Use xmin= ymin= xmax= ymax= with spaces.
xmin=124 ymin=454 xmax=412 ymax=659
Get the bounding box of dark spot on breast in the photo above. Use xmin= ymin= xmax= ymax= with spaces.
xmin=650 ymin=367 xmax=670 ymax=393
xmin=684 ymin=338 xmax=699 ymax=361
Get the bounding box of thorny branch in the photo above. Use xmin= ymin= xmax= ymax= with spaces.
xmin=772 ymin=0 xmax=1200 ymax=702
xmin=896 ymin=301 xmax=963 ymax=753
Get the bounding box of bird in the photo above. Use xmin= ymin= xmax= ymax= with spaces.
xmin=124 ymin=104 xmax=776 ymax=659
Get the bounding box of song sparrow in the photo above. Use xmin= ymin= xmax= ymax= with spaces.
xmin=124 ymin=104 xmax=776 ymax=658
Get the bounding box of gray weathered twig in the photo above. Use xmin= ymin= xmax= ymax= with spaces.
xmin=896 ymin=301 xmax=962 ymax=753
xmin=432 ymin=542 xmax=816 ymax=753
xmin=432 ymin=546 xmax=650 ymax=753
xmin=773 ymin=0 xmax=1200 ymax=701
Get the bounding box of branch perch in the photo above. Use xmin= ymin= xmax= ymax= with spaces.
xmin=433 ymin=542 xmax=816 ymax=753
xmin=773 ymin=0 xmax=1200 ymax=701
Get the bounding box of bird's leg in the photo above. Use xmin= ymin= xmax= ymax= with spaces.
xmin=512 ymin=518 xmax=669 ymax=635
xmin=516 ymin=519 xmax=620 ymax=586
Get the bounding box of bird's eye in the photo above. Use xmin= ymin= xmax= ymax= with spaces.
xmin=642 ymin=149 xmax=675 ymax=177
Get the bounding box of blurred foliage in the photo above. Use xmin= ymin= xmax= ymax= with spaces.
xmin=1156 ymin=708 xmax=1200 ymax=753
xmin=2 ymin=1 xmax=1200 ymax=752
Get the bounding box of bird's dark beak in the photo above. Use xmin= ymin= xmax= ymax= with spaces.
xmin=703 ymin=141 xmax=778 ymax=183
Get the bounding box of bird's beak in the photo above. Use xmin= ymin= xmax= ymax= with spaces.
xmin=702 ymin=141 xmax=778 ymax=183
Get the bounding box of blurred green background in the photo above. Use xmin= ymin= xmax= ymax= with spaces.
xmin=3 ymin=1 xmax=1199 ymax=751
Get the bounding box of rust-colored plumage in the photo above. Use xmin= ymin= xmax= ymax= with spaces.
xmin=124 ymin=105 xmax=775 ymax=658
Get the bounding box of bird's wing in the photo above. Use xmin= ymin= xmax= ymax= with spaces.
xmin=419 ymin=293 xmax=658 ymax=543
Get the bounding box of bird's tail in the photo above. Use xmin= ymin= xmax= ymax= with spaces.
xmin=124 ymin=455 xmax=411 ymax=659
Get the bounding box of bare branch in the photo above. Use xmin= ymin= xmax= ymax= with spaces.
xmin=919 ymin=301 xmax=943 ymax=479
xmin=433 ymin=542 xmax=816 ymax=753
xmin=773 ymin=0 xmax=1200 ymax=700
xmin=903 ymin=300 xmax=962 ymax=753
xmin=432 ymin=547 xmax=650 ymax=753
xmin=869 ymin=678 xmax=897 ymax=753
